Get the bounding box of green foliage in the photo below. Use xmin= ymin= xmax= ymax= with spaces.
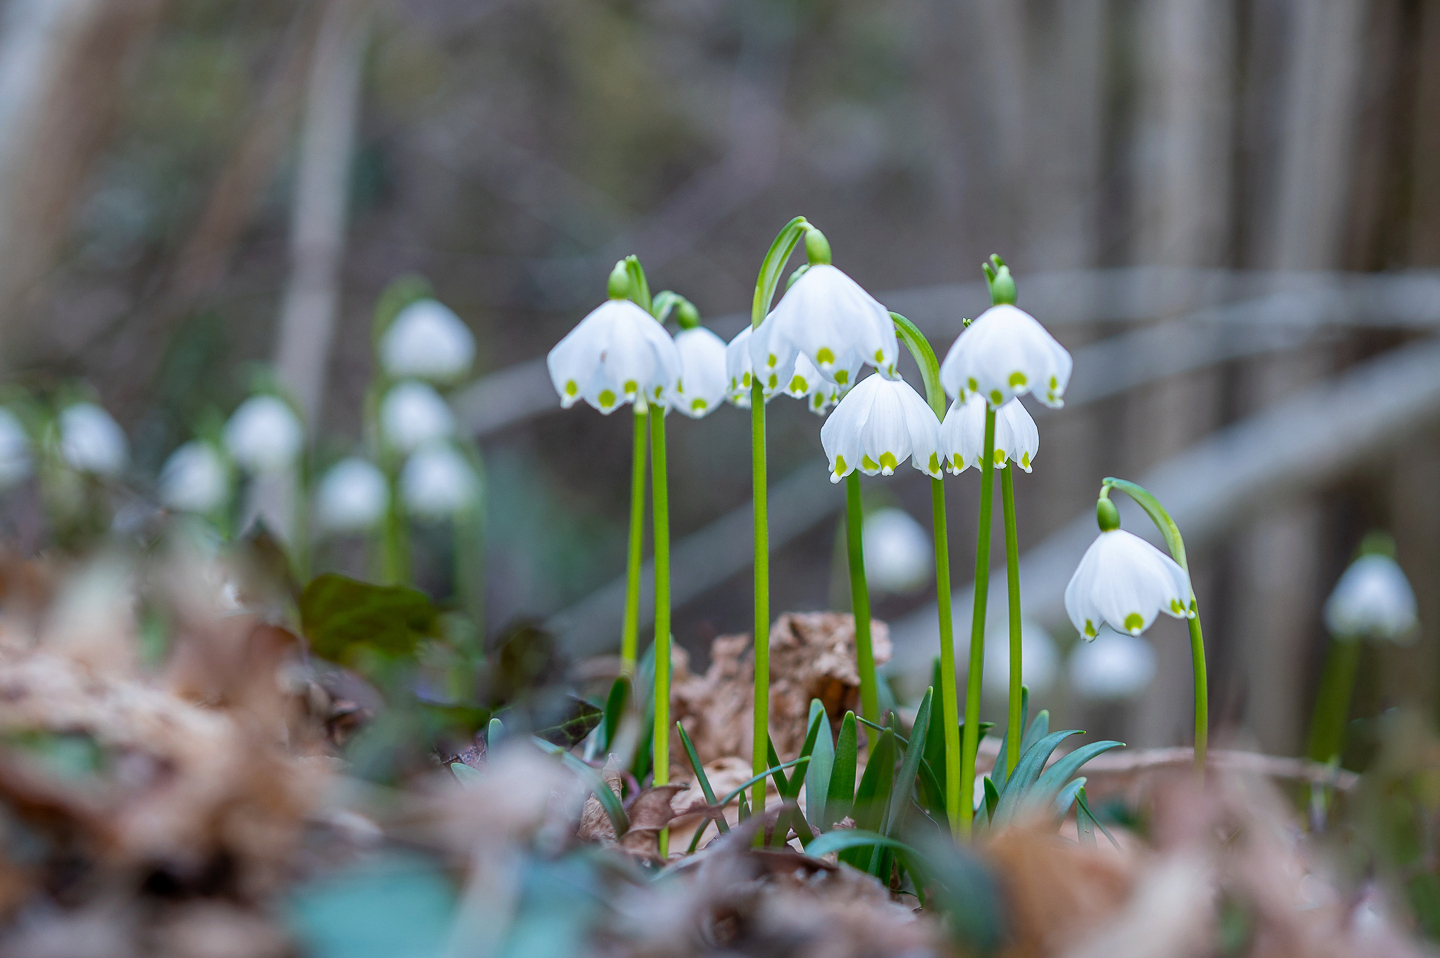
xmin=824 ymin=711 xmax=858 ymax=830
xmin=301 ymin=573 xmax=439 ymax=666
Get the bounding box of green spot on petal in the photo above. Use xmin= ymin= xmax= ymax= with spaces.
xmin=598 ymin=389 xmax=616 ymax=408
xmin=1084 ymin=619 xmax=1097 ymax=638
xmin=834 ymin=369 xmax=849 ymax=385
xmin=953 ymin=454 xmax=965 ymax=471
xmin=767 ymin=353 xmax=778 ymax=368
xmin=624 ymin=379 xmax=638 ymax=395
xmin=789 ymin=375 xmax=808 ymax=393
xmin=564 ymin=380 xmax=578 ymax=397
xmin=817 ymin=347 xmax=834 ymax=366
xmin=928 ymin=452 xmax=940 ymax=473
xmin=1049 ymin=375 xmax=1058 ymax=389
xmin=879 ymin=452 xmax=898 ymax=471
xmin=873 ymin=349 xmax=883 ymax=363
xmin=968 ymin=377 xmax=978 ymax=391
xmin=1123 ymin=612 xmax=1144 ymax=633
xmin=1021 ymin=452 xmax=1030 ymax=468
xmin=990 ymin=389 xmax=1003 ymax=405
xmin=768 ymin=374 xmax=778 ymax=388
xmin=993 ymin=449 xmax=1005 ymax=465
xmin=834 ymin=455 xmax=847 ymax=474
xmin=742 ymin=372 xmax=752 ymax=387
xmin=862 ymin=454 xmax=880 ymax=471
xmin=1009 ymin=371 xmax=1027 ymax=388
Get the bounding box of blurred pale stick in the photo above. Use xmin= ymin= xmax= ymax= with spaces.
xmin=544 ymin=277 xmax=1440 ymax=656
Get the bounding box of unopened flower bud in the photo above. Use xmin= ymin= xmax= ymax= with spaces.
xmin=804 ymin=228 xmax=832 ymax=266
xmin=607 ymin=261 xmax=631 ymax=300
xmin=984 ymin=255 xmax=1016 ymax=306
xmin=1096 ymin=496 xmax=1119 ymax=532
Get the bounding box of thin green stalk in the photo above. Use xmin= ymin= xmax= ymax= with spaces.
xmin=650 ymin=407 xmax=671 ymax=857
xmin=845 ymin=472 xmax=879 ymax=729
xmin=621 ymin=408 xmax=648 ymax=674
xmin=930 ymin=477 xmax=960 ymax=835
xmin=380 ymin=472 xmax=410 ymax=585
xmin=291 ymin=465 xmax=311 ymax=582
xmin=751 ymin=380 xmax=769 ymax=815
xmin=1190 ymin=612 xmax=1209 ymax=780
xmin=1001 ymin=465 xmax=1021 ymax=775
xmin=959 ymin=406 xmax=996 ymax=838
xmin=1307 ymin=637 xmax=1361 ymax=766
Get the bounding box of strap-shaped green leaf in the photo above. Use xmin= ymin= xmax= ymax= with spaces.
xmin=844 ymin=727 xmax=895 ymax=870
xmin=990 ymin=687 xmax=1030 ymax=794
xmin=1076 ymin=788 xmax=1097 ymax=846
xmin=751 ymin=217 xmax=810 ymax=327
xmin=1104 ymin=477 xmax=1189 ymax=571
xmin=982 ymin=774 xmax=1001 ymax=823
xmin=883 ymin=687 xmax=933 ymax=837
xmin=993 ymin=729 xmax=1080 ymax=822
xmin=1052 ymin=777 xmax=1087 ymax=821
xmin=601 ymin=676 xmax=629 ymax=754
xmin=803 ymin=828 xmax=921 ymax=863
xmin=890 ymin=312 xmax=946 ymax=418
xmin=1030 ymin=740 xmax=1124 ymax=807
xmin=804 ymin=700 xmax=835 ymax=828
xmin=676 ymin=722 xmax=728 ymax=834
xmin=1075 ymin=787 xmax=1121 ymax=850
xmin=825 ymin=711 xmax=858 ymax=830
xmin=715 ymin=757 xmax=809 ymax=810
xmin=533 ymin=738 xmax=629 ymax=837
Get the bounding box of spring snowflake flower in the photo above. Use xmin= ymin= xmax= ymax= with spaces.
xmin=380 ymin=381 xmax=456 ymax=453
xmin=0 ymin=408 xmax=31 ymax=487
xmin=547 ymin=299 xmax=680 ymax=414
xmin=1323 ymin=553 xmax=1418 ymax=643
xmin=749 ymin=264 xmax=899 ymax=391
xmin=315 ymin=457 xmax=388 ymax=533
xmin=59 ymin=403 xmax=128 ymax=477
xmin=379 ymin=298 xmax=476 ymax=382
xmin=862 ymin=507 xmax=932 ymax=595
xmin=820 ymin=373 xmax=942 ymax=483
xmin=670 ymin=326 xmax=729 ymax=418
xmin=224 ymin=395 xmax=303 ymax=474
xmin=1065 ymin=527 xmax=1193 ymax=639
xmin=159 ymin=441 xmax=229 ymax=514
xmin=939 ymin=394 xmax=1039 ymax=474
xmin=939 ymin=304 xmax=1072 ymax=408
xmin=401 ymin=442 xmax=478 ymax=520
xmin=1068 ymin=627 xmax=1157 ymax=701
xmin=725 ymin=325 xmax=838 ymax=413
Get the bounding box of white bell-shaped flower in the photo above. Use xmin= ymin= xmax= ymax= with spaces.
xmin=224 ymin=395 xmax=303 ymax=474
xmin=670 ymin=326 xmax=729 ymax=419
xmin=0 ymin=408 xmax=32 ymax=487
xmin=59 ymin=403 xmax=128 ymax=477
xmin=820 ymin=373 xmax=942 ymax=483
xmin=401 ymin=442 xmax=478 ymax=519
xmin=1065 ymin=528 xmax=1193 ymax=639
xmin=939 ymin=394 xmax=1039 ymax=475
xmin=725 ymin=325 xmax=839 ymax=413
xmin=1324 ymin=553 xmax=1418 ymax=643
xmin=1068 ymin=627 xmax=1157 ymax=701
xmin=379 ymin=298 xmax=476 ymax=382
xmin=547 ymin=299 xmax=680 ymax=414
xmin=315 ymin=457 xmax=388 ymax=533
xmin=159 ymin=441 xmax=229 ymax=514
xmin=380 ymin=381 xmax=456 ymax=454
xmin=749 ymin=264 xmax=899 ymax=390
xmin=982 ymin=618 xmax=1060 ymax=697
xmin=939 ymin=304 xmax=1072 ymax=408
xmin=862 ymin=507 xmax=932 ymax=595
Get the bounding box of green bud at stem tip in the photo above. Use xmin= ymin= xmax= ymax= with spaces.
xmin=607 ymin=261 xmax=631 ymax=299
xmin=1096 ymin=497 xmax=1120 ymax=532
xmin=984 ymin=253 xmax=1016 ymax=306
xmin=676 ymin=299 xmax=700 ymax=330
xmin=804 ymin=228 xmax=832 ymax=266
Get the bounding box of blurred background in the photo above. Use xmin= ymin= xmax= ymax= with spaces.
xmin=0 ymin=0 xmax=1435 ymax=761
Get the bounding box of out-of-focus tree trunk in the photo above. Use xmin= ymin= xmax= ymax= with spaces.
xmin=0 ymin=0 xmax=163 ymax=365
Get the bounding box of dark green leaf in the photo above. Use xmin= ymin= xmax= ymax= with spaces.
xmin=884 ymin=688 xmax=933 ymax=837
xmin=535 ymin=696 xmax=603 ymax=749
xmin=676 ymin=723 xmax=728 ymax=835
xmin=533 ymin=738 xmax=628 ymax=836
xmin=802 ymin=828 xmax=921 ymax=863
xmin=301 ymin=574 xmax=438 ymax=664
xmin=601 ymin=676 xmax=629 ymax=753
xmin=805 ymin=700 xmax=835 ymax=828
xmin=843 ymin=727 xmax=894 ymax=870
xmin=1030 ymin=740 xmax=1124 ymax=807
xmin=1075 ymin=788 xmax=1121 ymax=850
xmin=1052 ymin=777 xmax=1087 ymax=820
xmin=825 ymin=711 xmax=858 ymax=829
xmin=990 ymin=687 xmax=1029 ymax=795
xmin=994 ymin=729 xmax=1081 ymax=823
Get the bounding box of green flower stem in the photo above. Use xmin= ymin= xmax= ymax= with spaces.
xmin=930 ymin=476 xmax=960 ymax=835
xmin=650 ymin=406 xmax=671 ymax=857
xmin=845 ymin=472 xmax=879 ymax=730
xmin=1000 ymin=465 xmax=1021 ymax=776
xmin=959 ymin=406 xmax=997 ymax=838
xmin=750 ymin=380 xmax=770 ymax=815
xmin=380 ymin=473 xmax=410 ymax=585
xmin=1307 ymin=636 xmax=1360 ymax=767
xmin=1189 ymin=612 xmax=1208 ymax=780
xmin=291 ymin=466 xmax=311 ymax=582
xmin=621 ymin=407 xmax=648 ymax=674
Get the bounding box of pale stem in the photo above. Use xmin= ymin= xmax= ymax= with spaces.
xmin=959 ymin=405 xmax=996 ymax=838
xmin=750 ymin=380 xmax=770 ymax=815
xmin=1001 ymin=465 xmax=1021 ymax=775
xmin=845 ymin=471 xmax=879 ymax=730
xmin=930 ymin=476 xmax=960 ymax=835
xmin=621 ymin=407 xmax=647 ymax=674
xmin=1306 ymin=636 xmax=1360 ymax=766
xmin=1190 ymin=611 xmax=1209 ymax=780
xmin=650 ymin=408 xmax=672 ymax=857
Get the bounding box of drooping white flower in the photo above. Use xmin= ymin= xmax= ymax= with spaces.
xmin=820 ymin=373 xmax=942 ymax=483
xmin=159 ymin=441 xmax=229 ymax=514
xmin=379 ymin=298 xmax=476 ymax=382
xmin=401 ymin=442 xmax=478 ymax=519
xmin=0 ymin=408 xmax=32 ymax=487
xmin=725 ymin=325 xmax=838 ymax=413
xmin=939 ymin=394 xmax=1039 ymax=475
xmin=59 ymin=403 xmax=128 ymax=477
xmin=315 ymin=457 xmax=388 ymax=533
xmin=1324 ymin=553 xmax=1418 ymax=643
xmin=670 ymin=326 xmax=729 ymax=418
xmin=1065 ymin=528 xmax=1193 ymax=639
xmin=380 ymin=381 xmax=456 ymax=453
xmin=749 ymin=264 xmax=899 ymax=390
xmin=547 ymin=299 xmax=680 ymax=413
xmin=1068 ymin=627 xmax=1157 ymax=701
xmin=224 ymin=395 xmax=304 ymax=474
xmin=862 ymin=507 xmax=932 ymax=595
xmin=983 ymin=618 xmax=1060 ymax=697
xmin=939 ymin=304 xmax=1072 ymax=408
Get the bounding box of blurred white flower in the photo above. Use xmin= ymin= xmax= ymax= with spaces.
xmin=939 ymin=304 xmax=1072 ymax=408
xmin=379 ymin=298 xmax=476 ymax=382
xmin=940 ymin=394 xmax=1039 ymax=474
xmin=158 ymin=441 xmax=229 ymax=514
xmin=862 ymin=507 xmax=932 ymax=595
xmin=983 ymin=619 xmax=1060 ymax=697
xmin=1068 ymin=627 xmax=1157 ymax=701
xmin=0 ymin=408 xmax=31 ymax=487
xmin=547 ymin=299 xmax=679 ymax=413
xmin=224 ymin=395 xmax=303 ymax=474
xmin=820 ymin=373 xmax=942 ymax=483
xmin=750 ymin=264 xmax=898 ymax=390
xmin=316 ymin=457 xmax=388 ymax=533
xmin=59 ymin=403 xmax=128 ymax=477
xmin=1324 ymin=553 xmax=1418 ymax=643
xmin=401 ymin=442 xmax=478 ymax=519
xmin=1065 ymin=528 xmax=1192 ymax=639
xmin=725 ymin=325 xmax=838 ymax=413
xmin=670 ymin=326 xmax=729 ymax=418
xmin=380 ymin=381 xmax=456 ymax=453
